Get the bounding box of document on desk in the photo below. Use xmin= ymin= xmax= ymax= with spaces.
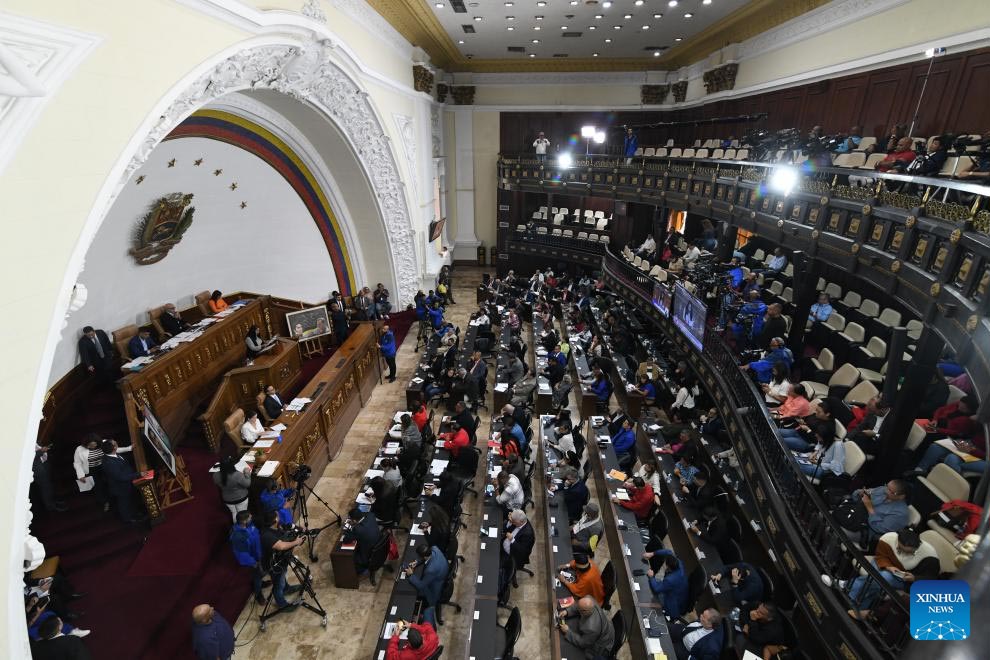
xmin=383 ymin=622 xmax=409 ymax=640
xmin=270 ymin=423 xmax=287 ymax=432
xmin=607 ymin=469 xmax=627 ymax=481
xmin=646 ymin=638 xmax=667 ymax=655
xmin=411 ymin=377 xmax=424 ymax=384
xmin=615 ymin=489 xmax=631 ymax=501
xmin=488 ymin=527 xmax=499 ymax=538
xmin=393 ymin=411 xmax=411 ymax=423
xmin=430 ymin=459 xmax=449 ymax=475
xmin=356 ymin=491 xmax=374 ymax=505
xmin=253 ymin=439 xmax=276 ymax=449
xmin=257 ymin=460 xmax=279 ymax=477
xmin=365 ymin=469 xmax=384 ymax=480
xmin=494 ymin=383 xmax=509 ymax=392
xmin=258 ymin=431 xmax=279 ymax=439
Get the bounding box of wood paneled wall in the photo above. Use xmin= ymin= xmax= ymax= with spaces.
xmin=500 ymin=47 xmax=990 ymax=152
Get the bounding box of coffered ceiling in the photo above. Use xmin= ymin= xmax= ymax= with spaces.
xmin=365 ymin=0 xmax=829 ymax=72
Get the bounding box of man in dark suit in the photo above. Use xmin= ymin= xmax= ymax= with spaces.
xmin=101 ymin=440 xmax=142 ymax=523
xmin=159 ymin=303 xmax=190 ymax=336
xmin=453 ymin=401 xmax=476 ymax=445
xmin=127 ymin=329 xmax=157 ymax=358
xmin=31 ymin=616 xmax=91 ymax=660
xmin=502 ymin=509 xmax=535 ymax=587
xmin=406 ymin=541 xmax=450 ymax=624
xmin=263 ymin=385 xmax=284 ymax=420
xmin=77 ymin=326 xmax=113 ymax=381
xmin=682 ymin=469 xmax=717 ymax=511
xmin=670 ymin=608 xmax=724 ymax=660
xmin=343 ymin=507 xmax=381 ymax=577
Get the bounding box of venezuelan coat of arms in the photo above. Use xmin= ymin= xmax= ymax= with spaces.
xmin=129 ymin=193 xmax=196 ymax=265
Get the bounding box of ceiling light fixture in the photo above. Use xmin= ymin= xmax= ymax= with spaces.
xmin=674 ymin=36 xmax=682 ymax=41
xmin=635 ymin=0 xmax=644 ymax=5
xmin=589 ymin=25 xmax=596 ymax=29
xmin=623 ymin=14 xmax=632 ymax=19
xmin=561 ymin=25 xmax=568 ymax=30
xmin=703 ymin=0 xmax=712 ymax=4
xmin=668 ymin=0 xmax=677 ymax=6
xmin=535 ymin=15 xmax=544 ymax=20
xmin=537 ymin=1 xmax=546 ymax=5
xmin=532 ymin=38 xmax=540 ymax=42
xmin=654 ymin=13 xmax=662 ymax=18
xmin=602 ymin=1 xmax=612 ymax=7
xmin=642 ymin=25 xmax=650 ymax=29
xmin=604 ymin=38 xmax=612 ymax=42
xmin=592 ymin=52 xmax=599 ymax=56
xmin=595 ymin=131 xmax=606 ymax=144
xmin=507 ymin=26 xmax=514 ymax=30
xmin=684 ymin=12 xmax=693 ymax=18
xmin=504 ymin=1 xmax=513 ymax=5
xmin=529 ymin=53 xmax=536 ymax=57
xmin=613 ymin=25 xmax=621 ymax=29
xmin=458 ymin=39 xmax=465 ymax=44
xmin=654 ymin=51 xmax=661 ymax=56
xmin=571 ymin=0 xmax=579 ymax=5
xmin=473 ymin=16 xmax=482 ymax=21
xmin=434 ymin=2 xmax=444 ymax=8
xmin=534 ymin=25 xmax=541 ymax=30
xmin=507 ymin=15 xmax=515 ymax=20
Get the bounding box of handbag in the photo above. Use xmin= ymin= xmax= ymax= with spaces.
xmin=385 ymin=532 xmax=399 ymax=561
xmin=832 ymin=496 xmax=869 ymax=543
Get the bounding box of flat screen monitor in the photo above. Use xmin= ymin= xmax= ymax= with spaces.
xmin=429 ymin=217 xmax=446 ymax=242
xmin=143 ymin=405 xmax=177 ymax=476
xmin=672 ymin=282 xmax=707 ymax=351
xmin=652 ymin=282 xmax=672 ymax=317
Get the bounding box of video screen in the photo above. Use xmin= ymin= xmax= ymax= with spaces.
xmin=672 ymin=283 xmax=707 ymax=351
xmin=652 ymin=282 xmax=672 ymax=317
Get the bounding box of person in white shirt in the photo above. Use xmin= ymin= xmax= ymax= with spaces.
xmin=635 ymin=461 xmax=662 ymax=495
xmin=495 ymin=471 xmax=524 ymax=510
xmin=474 ymin=308 xmax=490 ymax=326
xmin=762 ymin=363 xmax=792 ymax=407
xmin=533 ymin=131 xmax=550 ymax=161
xmin=683 ymin=244 xmax=702 ymax=269
xmin=550 ymin=423 xmax=577 ymax=456
xmin=766 ymin=247 xmax=787 ymax=273
xmin=671 ymin=378 xmax=698 ymax=412
xmin=637 ymin=235 xmax=657 ymax=257
xmin=241 ymin=410 xmax=264 ymax=445
xmin=672 ymin=608 xmax=722 ymax=658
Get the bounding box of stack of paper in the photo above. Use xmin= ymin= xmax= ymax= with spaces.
xmin=257 ymin=460 xmax=279 ymax=477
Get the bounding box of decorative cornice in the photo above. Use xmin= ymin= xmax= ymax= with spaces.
xmin=122 ymin=39 xmax=419 ymax=303
xmin=363 ymin=0 xmax=460 ymax=70
xmin=0 ymin=11 xmax=101 ymax=175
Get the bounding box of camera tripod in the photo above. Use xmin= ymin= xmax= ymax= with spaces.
xmin=291 ymin=473 xmax=342 ymax=562
xmin=414 ymin=318 xmax=431 ymax=353
xmin=258 ymin=553 xmax=327 ymax=630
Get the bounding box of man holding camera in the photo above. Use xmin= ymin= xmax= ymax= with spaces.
xmin=259 ymin=511 xmax=305 ymax=611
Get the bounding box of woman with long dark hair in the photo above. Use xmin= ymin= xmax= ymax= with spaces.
xmin=245 ymin=325 xmax=264 ymax=358
xmin=212 ymin=455 xmax=252 ymax=521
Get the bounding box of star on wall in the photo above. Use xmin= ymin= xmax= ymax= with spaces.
xmin=194 ymin=158 xmax=203 ymax=166
xmin=135 ymin=175 xmax=145 ymax=185
xmin=167 ymin=158 xmax=176 ymax=167
xmin=230 ymin=182 xmax=238 ymax=191
xmin=240 ymin=202 xmax=247 ymax=209
xmin=214 ymin=169 xmax=223 ymax=176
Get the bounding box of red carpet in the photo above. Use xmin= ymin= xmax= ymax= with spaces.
xmin=31 ymin=350 xmax=340 ymax=660
xmin=389 ymin=308 xmax=416 ymax=348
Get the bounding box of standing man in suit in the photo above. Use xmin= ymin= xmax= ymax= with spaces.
xmin=127 ymin=329 xmax=157 ymax=359
xmin=343 ymin=508 xmax=381 ymax=579
xmin=78 ymin=326 xmax=114 ymax=382
xmin=502 ymin=509 xmax=535 ymax=588
xmin=406 ymin=541 xmax=449 ymax=625
xmin=159 ymin=304 xmax=190 ymax=336
xmin=100 ymin=440 xmax=143 ymax=524
xmin=263 ymin=385 xmax=283 ymax=420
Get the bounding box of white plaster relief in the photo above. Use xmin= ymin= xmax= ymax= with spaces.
xmin=121 ymin=39 xmax=419 ymax=303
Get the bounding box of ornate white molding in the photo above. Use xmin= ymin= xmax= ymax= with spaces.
xmin=122 ymin=39 xmax=418 ymax=303
xmin=327 ymin=0 xmax=411 ymax=60
xmin=393 ymin=113 xmax=418 ymax=200
xmin=300 ymin=0 xmax=327 ymax=24
xmin=0 ymin=11 xmax=101 ymax=175
xmin=738 ymin=0 xmax=910 ymax=61
xmin=430 ymin=106 xmax=441 ymax=158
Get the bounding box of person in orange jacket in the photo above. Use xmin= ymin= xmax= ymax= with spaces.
xmin=558 ymin=554 xmax=606 ymax=605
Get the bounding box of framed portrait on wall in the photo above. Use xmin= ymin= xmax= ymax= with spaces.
xmin=143 ymin=405 xmax=177 ymax=476
xmin=286 ymin=306 xmax=332 ymax=340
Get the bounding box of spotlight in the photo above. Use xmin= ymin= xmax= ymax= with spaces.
xmin=558 ymin=152 xmax=573 ymax=168
xmin=769 ymin=167 xmax=799 ymax=196
xmin=594 ymin=131 xmax=606 ymax=144
xmin=581 ymin=125 xmax=597 ymax=138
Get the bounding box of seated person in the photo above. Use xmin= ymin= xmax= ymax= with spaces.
xmin=385 ymin=619 xmax=439 ymax=660
xmin=917 ymin=370 xmax=950 ymax=419
xmin=778 ymin=399 xmax=837 ymax=452
xmin=571 ymin=502 xmax=604 ymax=555
xmin=556 ymin=596 xmax=615 ymax=660
xmin=732 ymin=290 xmax=767 ymax=344
xmin=159 ymin=303 xmax=190 ymax=335
xmin=915 ymin=395 xmax=979 ymax=443
xmin=909 ymin=431 xmax=987 ymax=477
xmin=735 ymin=602 xmax=791 ymax=657
xmin=558 ymin=469 xmax=589 ymax=524
xmin=822 ymin=529 xmax=939 ymax=614
xmin=636 ymin=373 xmax=657 ymax=402
xmin=743 ymin=338 xmax=793 ymax=384
xmin=794 ymin=433 xmax=845 ymax=481
xmin=405 ymin=542 xmax=449 ymax=621
xmin=712 ymin=562 xmax=764 ymax=605
xmin=669 ymin=608 xmax=724 ymax=660
xmin=262 ymin=386 xmax=283 ymax=423
xmin=558 ymin=554 xmax=605 ymax=605
xmin=342 ymin=507 xmax=382 ymax=577
xmin=911 ymin=135 xmax=949 ymax=176
xmin=761 ymin=363 xmax=792 ymax=407
xmin=611 ymin=477 xmax=654 ymax=521
xmin=552 ymin=375 xmax=573 ymax=411
xmin=127 ymin=329 xmax=158 ymax=358
xmin=846 ymin=396 xmax=891 ymax=454
xmin=808 ymin=292 xmax=833 ymax=324
xmin=875 ymin=137 xmax=916 ymax=172
xmin=770 ymin=383 xmax=811 ymax=423
xmin=241 ymin=410 xmax=265 ymax=445
xmin=681 ymin=468 xmax=716 ymax=510
xmin=834 ymin=480 xmax=909 ymax=546
xmin=833 ymin=126 xmax=862 ymax=154
xmin=208 ymin=290 xmax=229 ymax=313
xmin=647 ymin=549 xmax=689 ymax=619
xmin=673 ymin=452 xmax=699 ymax=488
xmin=611 ymin=417 xmax=636 ymax=462
xmin=494 ymin=470 xmax=524 ymax=511
xmin=689 ymin=507 xmax=736 ymax=560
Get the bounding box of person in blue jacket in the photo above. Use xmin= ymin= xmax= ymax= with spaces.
xmin=713 ymin=562 xmax=764 ymax=605
xmin=378 ymin=324 xmax=397 ymax=382
xmin=549 ymin=344 xmax=568 ymax=366
xmin=428 ymin=303 xmax=444 ymax=330
xmin=647 ymin=549 xmax=689 ymax=619
xmin=590 ymin=370 xmax=611 ymax=403
xmin=406 ymin=541 xmax=450 ymax=626
xmin=260 ymin=481 xmax=294 ymax=526
xmin=230 ymin=510 xmax=265 ymax=604
xmin=732 ymin=290 xmax=767 ymax=345
xmin=414 ymin=290 xmax=427 ymax=320
xmin=623 ymin=127 xmax=638 ymax=164
xmin=612 ymin=418 xmax=636 ymax=457
xmin=502 ymin=413 xmax=527 ymax=452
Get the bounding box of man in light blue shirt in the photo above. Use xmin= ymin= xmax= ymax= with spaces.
xmin=833 ymin=126 xmax=862 ymax=154
xmin=850 ymin=480 xmax=909 ymax=542
xmin=765 ymin=248 xmax=787 ymax=274
xmin=808 ymin=293 xmax=833 ymax=324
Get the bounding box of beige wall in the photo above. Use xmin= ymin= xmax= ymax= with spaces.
xmin=473 ymin=83 xmax=643 ymax=108
xmin=472 ymin=111 xmax=501 ymax=250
